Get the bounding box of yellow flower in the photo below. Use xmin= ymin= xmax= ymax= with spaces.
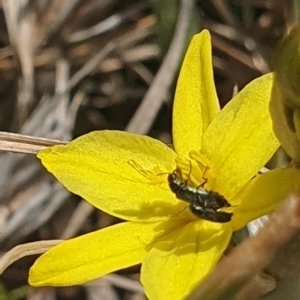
xmin=29 ymin=30 xmax=300 ymax=300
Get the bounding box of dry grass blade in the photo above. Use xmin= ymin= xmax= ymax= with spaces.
xmin=101 ymin=274 xmax=144 ymax=293
xmin=60 ymin=201 xmax=94 ymax=240
xmin=0 ymin=131 xmax=66 ymax=154
xmin=211 ymin=0 xmax=239 ymax=26
xmin=69 ymin=42 xmax=116 ymax=90
xmin=66 ymin=1 xmax=150 ymax=43
xmin=126 ymin=0 xmax=194 ymax=134
xmin=186 ymin=194 xmax=300 ymax=300
xmin=0 ymin=240 xmax=62 ymax=275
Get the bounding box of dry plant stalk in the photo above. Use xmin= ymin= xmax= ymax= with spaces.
xmin=0 ymin=240 xmax=62 ymax=275
xmin=0 ymin=131 xmax=66 ymax=154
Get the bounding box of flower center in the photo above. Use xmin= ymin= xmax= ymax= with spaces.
xmin=175 ymin=153 xmax=213 ymax=189
xmin=169 ymin=153 xmax=233 ymax=223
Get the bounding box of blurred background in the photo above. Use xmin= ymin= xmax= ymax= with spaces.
xmin=0 ymin=1 xmax=297 ymax=299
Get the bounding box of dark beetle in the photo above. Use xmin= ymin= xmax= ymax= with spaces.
xmin=168 ymin=171 xmax=232 ymax=223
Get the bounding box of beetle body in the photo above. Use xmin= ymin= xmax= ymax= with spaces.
xmin=168 ymin=171 xmax=232 ymax=223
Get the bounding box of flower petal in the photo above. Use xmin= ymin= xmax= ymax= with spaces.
xmin=29 ymin=221 xmax=179 ymax=286
xmin=173 ymin=30 xmax=220 ymax=157
xmin=231 ymin=168 xmax=300 ymax=231
xmin=141 ymin=221 xmax=231 ymax=300
xmin=202 ymin=73 xmax=279 ymax=198
xmin=38 ymin=131 xmax=178 ymax=222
